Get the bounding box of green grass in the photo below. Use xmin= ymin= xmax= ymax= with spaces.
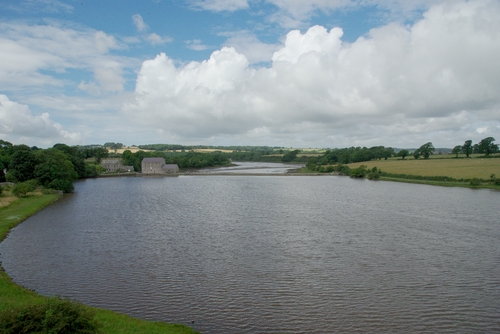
xmin=0 ymin=193 xmax=199 ymax=334
xmin=347 ymin=157 xmax=500 ymax=180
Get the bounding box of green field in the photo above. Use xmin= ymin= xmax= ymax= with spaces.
xmin=0 ymin=191 xmax=198 ymax=334
xmin=348 ymin=156 xmax=500 ymax=180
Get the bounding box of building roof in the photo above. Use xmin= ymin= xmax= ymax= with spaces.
xmin=142 ymin=157 xmax=165 ymax=163
xmin=162 ymin=164 xmax=179 ymax=170
xmin=101 ymin=159 xmax=121 ymax=164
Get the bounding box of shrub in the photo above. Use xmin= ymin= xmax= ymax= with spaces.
xmin=350 ymin=165 xmax=367 ymax=178
xmin=0 ymin=297 xmax=100 ymax=334
xmin=48 ymin=179 xmax=74 ymax=193
xmin=494 ymin=178 xmax=500 ymax=186
xmin=11 ymin=182 xmax=35 ymax=197
xmin=470 ymin=178 xmax=481 ymax=187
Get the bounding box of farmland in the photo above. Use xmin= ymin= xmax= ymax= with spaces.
xmin=347 ymin=155 xmax=500 ymax=180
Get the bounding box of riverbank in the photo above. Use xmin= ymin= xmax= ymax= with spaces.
xmin=0 ymin=192 xmax=199 ymax=334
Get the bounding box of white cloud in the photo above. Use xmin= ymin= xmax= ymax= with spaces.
xmin=146 ymin=33 xmax=172 ymax=45
xmin=0 ymin=22 xmax=128 ymax=92
xmin=11 ymin=0 xmax=74 ymax=13
xmin=0 ymin=94 xmax=81 ymax=144
xmin=190 ymin=0 xmax=249 ymax=12
xmin=221 ymin=31 xmax=280 ymax=64
xmin=124 ymin=0 xmax=500 ymax=147
xmin=132 ymin=14 xmax=148 ymax=32
xmin=185 ymin=39 xmax=210 ymax=51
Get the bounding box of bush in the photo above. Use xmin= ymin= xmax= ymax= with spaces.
xmin=470 ymin=178 xmax=481 ymax=186
xmin=48 ymin=179 xmax=74 ymax=193
xmin=350 ymin=165 xmax=367 ymax=178
xmin=11 ymin=182 xmax=35 ymax=197
xmin=0 ymin=297 xmax=100 ymax=334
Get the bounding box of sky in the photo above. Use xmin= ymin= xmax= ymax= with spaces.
xmin=0 ymin=0 xmax=499 ymax=149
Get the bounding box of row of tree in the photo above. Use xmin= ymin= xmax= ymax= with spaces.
xmin=0 ymin=140 xmax=104 ymax=192
xmin=452 ymin=137 xmax=498 ymax=158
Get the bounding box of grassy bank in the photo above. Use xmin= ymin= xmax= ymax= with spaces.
xmin=0 ymin=191 xmax=198 ymax=334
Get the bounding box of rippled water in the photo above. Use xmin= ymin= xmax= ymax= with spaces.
xmin=1 ymin=174 xmax=499 ymax=333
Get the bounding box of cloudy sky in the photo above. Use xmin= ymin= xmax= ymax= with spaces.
xmin=1 ymin=0 xmax=499 ymax=148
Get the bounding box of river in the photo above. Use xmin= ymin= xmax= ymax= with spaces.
xmin=1 ymin=165 xmax=499 ymax=333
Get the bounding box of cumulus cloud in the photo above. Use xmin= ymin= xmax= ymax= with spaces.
xmin=190 ymin=0 xmax=249 ymax=12
xmin=124 ymin=0 xmax=500 ymax=147
xmin=222 ymin=31 xmax=280 ymax=64
xmin=0 ymin=94 xmax=81 ymax=143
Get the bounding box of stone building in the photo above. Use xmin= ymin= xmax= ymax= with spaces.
xmin=141 ymin=158 xmax=179 ymax=174
xmin=101 ymin=159 xmax=134 ymax=172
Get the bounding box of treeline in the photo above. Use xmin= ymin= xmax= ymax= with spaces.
xmin=307 ymin=146 xmax=395 ymax=169
xmin=452 ymin=137 xmax=498 ymax=157
xmin=121 ymin=150 xmax=230 ymax=171
xmin=138 ymin=144 xmax=286 ymax=152
xmin=0 ymin=140 xmax=105 ymax=193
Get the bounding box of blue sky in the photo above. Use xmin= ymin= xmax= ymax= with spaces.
xmin=0 ymin=0 xmax=499 ymax=148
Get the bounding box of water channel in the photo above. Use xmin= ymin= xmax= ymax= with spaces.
xmin=1 ymin=163 xmax=499 ymax=333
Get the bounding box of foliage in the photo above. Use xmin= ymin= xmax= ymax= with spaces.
xmin=397 ymin=149 xmax=409 ymax=160
xmin=470 ymin=178 xmax=481 ymax=186
xmin=413 ymin=150 xmax=420 ymax=160
xmin=417 ymin=142 xmax=434 ymax=159
xmin=34 ymin=149 xmax=78 ymax=192
xmin=0 ymin=297 xmax=100 ymax=334
xmin=11 ymin=182 xmax=35 ymax=197
xmin=7 ymin=150 xmax=38 ymax=182
xmin=477 ymin=137 xmax=498 ymax=156
xmin=367 ymin=167 xmax=381 ymax=180
xmin=103 ymin=142 xmax=123 ymax=149
xmin=452 ymin=145 xmax=462 ymax=158
xmin=350 ymin=165 xmax=367 ymax=178
xmin=282 ymin=150 xmax=300 ymax=162
xmin=462 ymin=140 xmax=473 ymax=158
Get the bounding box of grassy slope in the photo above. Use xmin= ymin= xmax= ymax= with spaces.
xmin=0 ymin=192 xmax=198 ymax=334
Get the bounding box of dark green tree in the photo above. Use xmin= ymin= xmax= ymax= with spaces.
xmin=282 ymin=150 xmax=300 ymax=162
xmin=452 ymin=145 xmax=462 ymax=158
xmin=34 ymin=149 xmax=78 ymax=192
xmin=418 ymin=142 xmax=434 ymax=159
xmin=397 ymin=149 xmax=409 ymax=160
xmin=7 ymin=150 xmax=38 ymax=182
xmin=413 ymin=150 xmax=421 ymax=160
xmin=462 ymin=140 xmax=473 ymax=158
xmin=478 ymin=137 xmax=498 ymax=156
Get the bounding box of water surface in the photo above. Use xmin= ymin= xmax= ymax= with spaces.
xmin=1 ymin=174 xmax=499 ymax=333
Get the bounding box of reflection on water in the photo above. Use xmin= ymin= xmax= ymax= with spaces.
xmin=1 ymin=175 xmax=499 ymax=333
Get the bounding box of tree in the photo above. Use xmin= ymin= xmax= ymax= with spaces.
xmin=7 ymin=150 xmax=38 ymax=182
xmin=413 ymin=150 xmax=421 ymax=160
xmin=478 ymin=137 xmax=498 ymax=156
xmin=462 ymin=140 xmax=473 ymax=158
xmin=452 ymin=145 xmax=462 ymax=158
xmin=282 ymin=150 xmax=299 ymax=162
xmin=34 ymin=149 xmax=78 ymax=192
xmin=418 ymin=142 xmax=434 ymax=159
xmin=397 ymin=149 xmax=409 ymax=160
